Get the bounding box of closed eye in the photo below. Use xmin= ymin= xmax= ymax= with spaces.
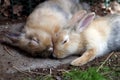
xmin=28 ymin=38 xmax=39 ymax=46
xmin=28 ymin=36 xmax=39 ymax=44
xmin=33 ymin=38 xmax=39 ymax=43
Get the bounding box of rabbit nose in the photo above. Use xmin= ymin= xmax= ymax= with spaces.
xmin=47 ymin=45 xmax=53 ymax=53
xmin=48 ymin=47 xmax=53 ymax=52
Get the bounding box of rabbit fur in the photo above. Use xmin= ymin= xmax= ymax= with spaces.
xmin=5 ymin=0 xmax=84 ymax=57
xmin=53 ymin=11 xmax=120 ymax=66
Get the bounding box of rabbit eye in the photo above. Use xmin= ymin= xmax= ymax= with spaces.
xmin=62 ymin=40 xmax=67 ymax=44
xmin=32 ymin=37 xmax=39 ymax=44
xmin=28 ymin=38 xmax=39 ymax=46
xmin=62 ymin=35 xmax=69 ymax=44
xmin=27 ymin=36 xmax=39 ymax=44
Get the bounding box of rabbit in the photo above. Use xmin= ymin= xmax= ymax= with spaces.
xmin=53 ymin=11 xmax=120 ymax=66
xmin=108 ymin=1 xmax=120 ymax=14
xmin=4 ymin=0 xmax=84 ymax=57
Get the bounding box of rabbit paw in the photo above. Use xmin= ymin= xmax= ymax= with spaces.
xmin=71 ymin=57 xmax=87 ymax=66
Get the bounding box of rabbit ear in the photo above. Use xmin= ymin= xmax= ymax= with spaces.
xmin=68 ymin=10 xmax=87 ymax=26
xmin=76 ymin=12 xmax=95 ymax=33
xmin=70 ymin=10 xmax=87 ymax=25
xmin=5 ymin=32 xmax=25 ymax=44
xmin=66 ymin=10 xmax=87 ymax=29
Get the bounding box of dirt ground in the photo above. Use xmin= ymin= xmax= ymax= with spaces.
xmin=0 ymin=22 xmax=120 ymax=80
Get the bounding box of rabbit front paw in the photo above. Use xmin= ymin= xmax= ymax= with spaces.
xmin=71 ymin=57 xmax=87 ymax=66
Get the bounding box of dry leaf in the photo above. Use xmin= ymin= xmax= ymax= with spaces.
xmin=13 ymin=4 xmax=23 ymax=16
xmin=3 ymin=0 xmax=10 ymax=7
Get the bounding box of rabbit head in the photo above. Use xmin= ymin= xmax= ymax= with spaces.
xmin=5 ymin=18 xmax=55 ymax=57
xmin=53 ymin=11 xmax=95 ymax=58
xmin=5 ymin=29 xmax=53 ymax=57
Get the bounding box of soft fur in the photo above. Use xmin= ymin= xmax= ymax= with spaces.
xmin=5 ymin=0 xmax=83 ymax=57
xmin=53 ymin=12 xmax=120 ymax=66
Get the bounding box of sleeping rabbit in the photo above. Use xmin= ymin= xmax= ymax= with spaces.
xmin=53 ymin=11 xmax=120 ymax=66
xmin=5 ymin=0 xmax=84 ymax=57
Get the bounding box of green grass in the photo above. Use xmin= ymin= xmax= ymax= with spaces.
xmin=23 ymin=66 xmax=119 ymax=80
xmin=63 ymin=67 xmax=106 ymax=80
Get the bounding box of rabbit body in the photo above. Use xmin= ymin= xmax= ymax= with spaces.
xmin=53 ymin=13 xmax=120 ymax=66
xmin=6 ymin=0 xmax=83 ymax=57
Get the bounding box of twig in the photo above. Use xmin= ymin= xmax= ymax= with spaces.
xmin=50 ymin=68 xmax=52 ymax=75
xmin=101 ymin=71 xmax=113 ymax=75
xmin=57 ymin=69 xmax=70 ymax=73
xmin=13 ymin=66 xmax=45 ymax=76
xmin=3 ymin=46 xmax=14 ymax=56
xmin=12 ymin=66 xmax=31 ymax=76
xmin=28 ymin=71 xmax=45 ymax=75
xmin=97 ymin=52 xmax=114 ymax=72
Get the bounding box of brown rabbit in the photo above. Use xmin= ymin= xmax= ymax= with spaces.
xmin=53 ymin=11 xmax=120 ymax=66
xmin=4 ymin=0 xmax=84 ymax=57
